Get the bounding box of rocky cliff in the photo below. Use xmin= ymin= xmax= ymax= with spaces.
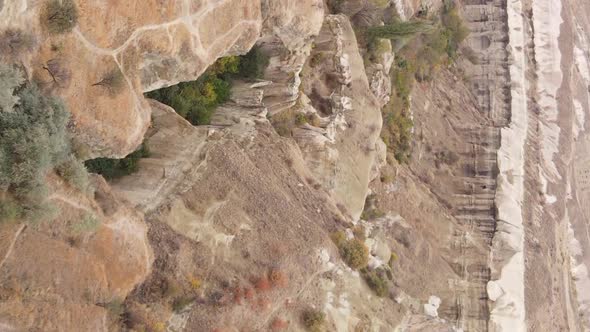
xmin=2 ymin=0 xmax=588 ymax=331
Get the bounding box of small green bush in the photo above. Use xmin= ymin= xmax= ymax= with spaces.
xmin=57 ymin=155 xmax=91 ymax=192
xmin=237 ymin=46 xmax=270 ymax=79
xmin=105 ymin=298 xmax=125 ymax=318
xmin=0 ymin=63 xmax=25 ymax=113
xmin=172 ymin=296 xmax=193 ymax=312
xmin=368 ymin=20 xmax=434 ymax=40
xmin=270 ymin=109 xmax=298 ymax=137
xmin=42 ymin=0 xmax=79 ymax=34
xmin=332 ymin=231 xmax=369 ymax=270
xmin=85 ymin=143 xmax=150 ymax=180
xmin=361 ymin=268 xmax=390 ymax=297
xmin=295 ymin=113 xmax=308 ymax=126
xmin=302 ymin=309 xmax=325 ymax=332
xmin=0 ymin=65 xmax=74 ymax=222
xmin=70 ymin=213 xmax=100 ymax=234
xmin=0 ymin=197 xmax=22 ymax=223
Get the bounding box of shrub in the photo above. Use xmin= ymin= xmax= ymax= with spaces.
xmin=70 ymin=213 xmax=100 ymax=234
xmin=332 ymin=231 xmax=369 ymax=270
xmin=0 ymin=28 xmax=35 ymax=58
xmin=105 ymin=298 xmax=125 ymax=318
xmin=237 ymin=45 xmax=270 ymax=79
xmin=368 ymin=20 xmax=434 ymax=40
xmin=85 ymin=143 xmax=150 ymax=180
xmin=57 ymin=155 xmax=91 ymax=192
xmin=295 ymin=112 xmax=308 ymax=126
xmin=340 ymin=238 xmax=369 ymax=269
xmin=302 ymin=309 xmax=325 ymax=332
xmin=361 ymin=268 xmax=389 ymax=297
xmin=0 ymin=197 xmax=22 ymax=222
xmin=270 ymin=109 xmax=298 ymax=137
xmin=0 ymin=63 xmax=25 ymax=113
xmin=0 ymin=67 xmax=74 ymax=222
xmin=42 ymin=0 xmax=79 ymax=34
xmin=172 ymin=296 xmax=193 ymax=312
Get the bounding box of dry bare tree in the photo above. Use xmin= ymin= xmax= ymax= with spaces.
xmin=92 ymin=68 xmax=125 ymax=95
xmin=42 ymin=58 xmax=71 ymax=89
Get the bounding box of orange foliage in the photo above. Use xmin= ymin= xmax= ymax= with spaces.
xmin=255 ymin=276 xmax=271 ymax=291
xmin=270 ymin=318 xmax=289 ymax=331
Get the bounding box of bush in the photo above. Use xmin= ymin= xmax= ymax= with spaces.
xmin=0 ymin=63 xmax=25 ymax=113
xmin=85 ymin=143 xmax=150 ymax=180
xmin=172 ymin=296 xmax=193 ymax=312
xmin=70 ymin=213 xmax=100 ymax=234
xmin=57 ymin=155 xmax=91 ymax=192
xmin=237 ymin=46 xmax=270 ymax=79
xmin=0 ymin=28 xmax=36 ymax=58
xmin=361 ymin=268 xmax=390 ymax=297
xmin=0 ymin=197 xmax=22 ymax=223
xmin=105 ymin=298 xmax=125 ymax=318
xmin=368 ymin=20 xmax=434 ymax=40
xmin=270 ymin=109 xmax=298 ymax=137
xmin=0 ymin=66 xmax=74 ymax=222
xmin=340 ymin=238 xmax=369 ymax=269
xmin=332 ymin=231 xmax=369 ymax=270
xmin=302 ymin=309 xmax=325 ymax=332
xmin=42 ymin=0 xmax=79 ymax=34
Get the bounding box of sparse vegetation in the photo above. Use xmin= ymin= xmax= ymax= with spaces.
xmin=147 ymin=46 xmax=270 ymax=125
xmin=302 ymin=309 xmax=325 ymax=332
xmin=85 ymin=143 xmax=150 ymax=180
xmin=104 ymin=298 xmax=125 ymax=318
xmin=42 ymin=0 xmax=79 ymax=34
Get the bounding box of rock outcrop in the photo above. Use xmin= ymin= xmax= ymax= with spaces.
xmin=296 ymin=15 xmax=383 ymax=220
xmin=0 ymin=177 xmax=152 ymax=331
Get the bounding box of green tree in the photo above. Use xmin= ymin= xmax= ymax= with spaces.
xmin=368 ymin=20 xmax=434 ymax=40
